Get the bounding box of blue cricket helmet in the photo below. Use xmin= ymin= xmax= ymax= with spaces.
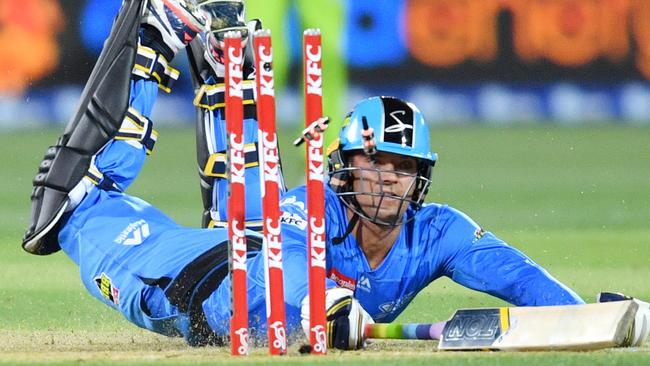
xmin=338 ymin=96 xmax=437 ymax=164
xmin=328 ymin=96 xmax=438 ymax=226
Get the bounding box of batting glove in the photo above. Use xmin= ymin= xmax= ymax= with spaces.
xmin=597 ymin=291 xmax=650 ymax=346
xmin=301 ymin=287 xmax=374 ymax=350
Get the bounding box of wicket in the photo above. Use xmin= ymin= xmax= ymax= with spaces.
xmin=254 ymin=29 xmax=288 ymax=356
xmin=224 ymin=31 xmax=249 ymax=356
xmin=223 ymin=29 xmax=327 ymax=355
xmin=303 ymin=29 xmax=328 ymax=355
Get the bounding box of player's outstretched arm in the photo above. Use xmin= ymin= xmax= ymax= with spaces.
xmin=450 ymin=239 xmax=584 ymax=306
xmin=436 ymin=207 xmax=584 ymax=306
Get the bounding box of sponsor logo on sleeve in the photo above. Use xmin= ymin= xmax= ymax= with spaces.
xmin=327 ymin=268 xmax=357 ymax=291
xmin=94 ymin=272 xmax=120 ymax=305
xmin=473 ymin=227 xmax=486 ymax=243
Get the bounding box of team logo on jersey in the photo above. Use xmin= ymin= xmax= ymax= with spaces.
xmin=382 ymin=98 xmax=414 ymax=147
xmin=328 ymin=268 xmax=356 ymax=291
xmin=114 ymin=219 xmax=150 ymax=245
xmin=94 ymin=272 xmax=120 ymax=305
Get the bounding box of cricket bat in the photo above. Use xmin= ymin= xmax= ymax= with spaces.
xmin=365 ymin=301 xmax=638 ymax=351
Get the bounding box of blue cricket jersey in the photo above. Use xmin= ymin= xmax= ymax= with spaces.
xmin=203 ymin=185 xmax=584 ymax=339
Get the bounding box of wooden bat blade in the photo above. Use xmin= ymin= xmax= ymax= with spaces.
xmin=438 ymin=301 xmax=638 ymax=351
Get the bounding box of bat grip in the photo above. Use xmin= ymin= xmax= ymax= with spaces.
xmin=364 ymin=322 xmax=446 ymax=340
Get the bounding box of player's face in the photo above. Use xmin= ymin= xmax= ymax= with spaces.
xmin=348 ymin=151 xmax=418 ymax=223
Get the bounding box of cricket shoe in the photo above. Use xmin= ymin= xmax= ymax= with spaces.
xmin=197 ymin=0 xmax=254 ymax=77
xmin=142 ymin=0 xmax=207 ymax=59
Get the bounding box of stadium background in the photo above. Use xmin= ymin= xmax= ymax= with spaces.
xmin=1 ymin=1 xmax=650 ymax=363
xmin=1 ymin=0 xmax=650 ymax=128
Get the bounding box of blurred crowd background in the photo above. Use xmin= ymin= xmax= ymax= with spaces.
xmin=1 ymin=0 xmax=650 ymax=129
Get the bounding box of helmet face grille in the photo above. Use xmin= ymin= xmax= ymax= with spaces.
xmin=328 ymin=165 xmax=432 ymax=226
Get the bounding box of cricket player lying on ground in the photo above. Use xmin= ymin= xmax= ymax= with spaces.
xmin=22 ymin=0 xmax=649 ymax=350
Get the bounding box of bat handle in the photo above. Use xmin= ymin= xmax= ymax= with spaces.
xmin=364 ymin=321 xmax=446 ymax=340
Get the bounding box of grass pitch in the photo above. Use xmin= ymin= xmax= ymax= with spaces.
xmin=1 ymin=125 xmax=649 ymax=365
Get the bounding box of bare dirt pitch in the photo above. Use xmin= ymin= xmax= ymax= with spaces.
xmin=0 ymin=329 xmax=443 ymax=364
xmin=3 ymin=329 xmax=649 ymax=366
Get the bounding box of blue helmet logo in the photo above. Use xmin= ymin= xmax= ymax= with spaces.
xmin=339 ymin=96 xmax=437 ymax=164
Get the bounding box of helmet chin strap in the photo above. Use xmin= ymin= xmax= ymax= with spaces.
xmin=332 ymin=195 xmax=363 ymax=245
xmin=332 ymin=192 xmax=395 ymax=245
xmin=332 ymin=199 xmax=404 ymax=245
xmin=332 ymin=212 xmax=360 ymax=245
xmin=332 ymin=115 xmax=377 ymax=245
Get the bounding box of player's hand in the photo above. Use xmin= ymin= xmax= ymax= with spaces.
xmin=301 ymin=287 xmax=374 ymax=350
xmin=597 ymin=291 xmax=650 ymax=346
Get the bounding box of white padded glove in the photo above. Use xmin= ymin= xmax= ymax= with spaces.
xmin=301 ymin=287 xmax=374 ymax=350
xmin=597 ymin=292 xmax=650 ymax=346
